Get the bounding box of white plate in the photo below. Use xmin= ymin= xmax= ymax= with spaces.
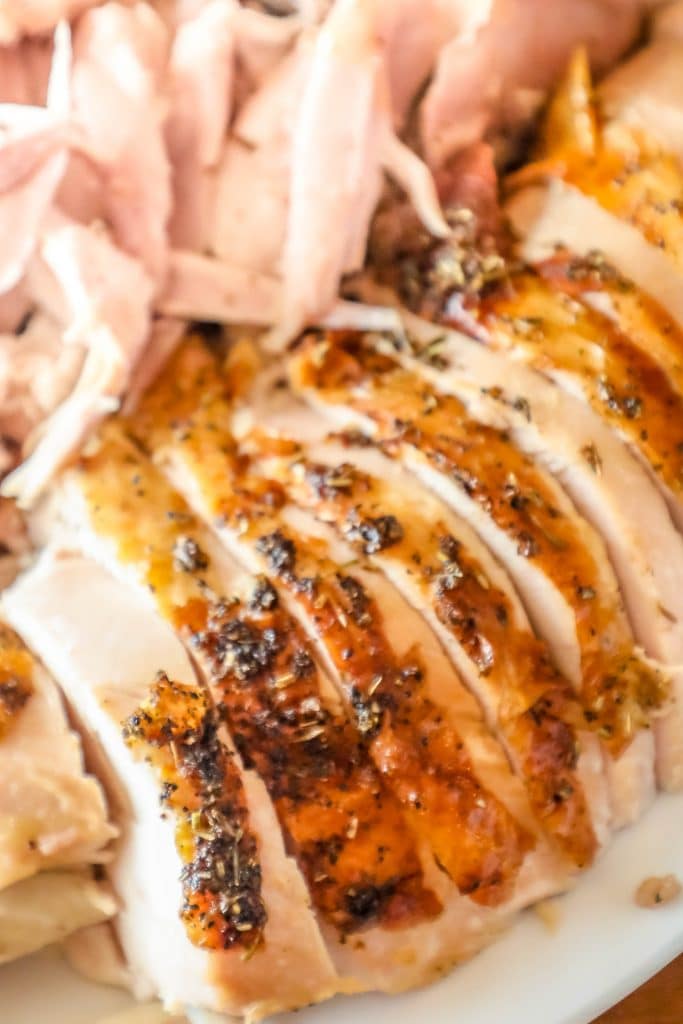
xmin=2 ymin=792 xmax=682 ymax=1024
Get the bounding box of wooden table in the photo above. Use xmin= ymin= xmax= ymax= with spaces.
xmin=594 ymin=955 xmax=682 ymax=1023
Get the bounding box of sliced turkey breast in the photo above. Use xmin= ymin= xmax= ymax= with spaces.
xmin=4 ymin=551 xmax=342 ymax=1020
xmin=289 ymin=329 xmax=668 ymax=784
xmin=525 ymin=255 xmax=683 ymax=406
xmin=43 ymin=420 xmax=576 ymax=994
xmin=0 ymin=869 xmax=114 ymax=966
xmin=244 ymin=362 xmax=661 ymax=830
xmin=123 ymin=335 xmax=608 ymax=870
xmin=0 ymin=614 xmax=114 ymax=964
xmin=1 ymin=218 xmax=154 ymax=507
xmin=505 ymin=49 xmax=683 ymax=333
xmin=278 ymin=453 xmax=615 ymax=847
xmin=165 ymin=0 xmax=237 ymax=250
xmin=506 ymin=179 xmax=683 ymax=338
xmin=598 ymin=35 xmax=683 ymax=161
xmin=231 ymin=360 xmax=625 ymax=841
xmin=460 ymin=265 xmax=683 ymax=531
xmin=0 ymin=619 xmax=114 ymax=890
xmin=71 ymin=432 xmax=448 ymax=939
xmin=353 ymin=316 xmax=683 ymax=793
xmin=419 ymin=0 xmax=653 ymax=167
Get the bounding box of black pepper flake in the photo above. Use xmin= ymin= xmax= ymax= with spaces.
xmin=400 ymin=664 xmax=423 ymax=683
xmin=249 ymin=576 xmax=279 ymax=612
xmin=438 ymin=534 xmax=461 ymax=562
xmin=336 ymin=429 xmax=375 ymax=449
xmin=344 ymin=511 xmax=404 ymax=555
xmin=435 ymin=554 xmax=465 ymax=596
xmin=294 ymin=575 xmax=319 ymax=598
xmin=255 ymin=529 xmax=297 ymax=576
xmin=597 ymin=376 xmax=642 ymax=420
xmin=336 ymin=574 xmax=372 ymax=625
xmin=159 ymin=780 xmax=179 ymax=804
xmin=291 ymin=648 xmax=315 ymax=679
xmin=349 ymin=686 xmax=383 ymax=737
xmin=513 ymin=396 xmax=532 ymax=422
xmin=0 ymin=678 xmax=31 ymax=716
xmin=306 ymin=462 xmax=357 ymax=499
xmin=197 ymin=607 xmax=281 ymax=681
xmin=494 ymin=604 xmax=508 ymax=625
xmin=344 ymin=882 xmax=396 ymax=923
xmin=553 ymin=781 xmax=575 ymax=803
xmin=173 ymin=536 xmax=210 ymax=573
xmin=450 ymin=465 xmax=480 ymax=496
xmin=622 ymin=395 xmax=643 ymax=419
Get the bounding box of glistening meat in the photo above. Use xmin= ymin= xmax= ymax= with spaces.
xmin=0 ymin=1 xmax=681 ymax=1021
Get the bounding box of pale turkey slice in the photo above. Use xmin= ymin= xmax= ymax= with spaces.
xmin=0 ymin=869 xmax=115 ymax=966
xmin=0 ymin=619 xmax=113 ymax=891
xmin=506 ymin=180 xmax=683 ymax=342
xmin=4 ymin=551 xmax=340 ymax=1020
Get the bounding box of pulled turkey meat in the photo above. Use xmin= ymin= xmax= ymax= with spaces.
xmin=0 ymin=0 xmax=663 ymax=500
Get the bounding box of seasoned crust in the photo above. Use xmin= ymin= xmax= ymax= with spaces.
xmin=123 ymin=671 xmax=266 ymax=952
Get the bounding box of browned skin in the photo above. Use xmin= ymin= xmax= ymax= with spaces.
xmin=533 ymin=254 xmax=683 ymax=398
xmin=123 ymin=672 xmax=266 ymax=951
xmin=514 ymin=142 xmax=683 ymax=267
xmin=78 ymin=425 xmax=440 ymax=935
xmin=292 ymin=333 xmax=666 ymax=757
xmin=280 ymin=456 xmax=596 ymax=870
xmin=129 ymin=337 xmax=535 ymax=904
xmin=255 ymin=530 xmax=532 ymax=902
xmin=473 ymin=266 xmax=683 ymax=498
xmin=193 ymin=588 xmax=440 ymax=932
xmin=0 ymin=623 xmax=33 ymax=739
xmin=552 ymin=139 xmax=683 ymax=271
xmin=507 ymin=49 xmax=683 ymax=270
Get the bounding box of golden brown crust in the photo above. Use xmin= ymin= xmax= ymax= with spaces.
xmin=192 ymin=591 xmax=441 ymax=933
xmin=507 ymin=48 xmax=683 ymax=268
xmin=280 ymin=455 xmax=596 ymax=869
xmin=256 ymin=528 xmax=532 ymax=903
xmin=476 ymin=265 xmax=683 ymax=503
xmin=123 ymin=672 xmax=266 ymax=952
xmin=78 ymin=424 xmax=441 ymax=936
xmin=127 ymin=338 xmax=536 ymax=904
xmin=293 ymin=333 xmax=666 ymax=758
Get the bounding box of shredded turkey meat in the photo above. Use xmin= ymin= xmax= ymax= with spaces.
xmin=0 ymin=0 xmax=665 ymax=501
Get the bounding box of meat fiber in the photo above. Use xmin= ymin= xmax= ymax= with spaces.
xmin=2 ymin=219 xmax=153 ymax=506
xmin=0 ymin=1 xmax=97 ymax=44
xmin=420 ymin=0 xmax=652 ymax=167
xmin=165 ymin=0 xmax=237 ymax=249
